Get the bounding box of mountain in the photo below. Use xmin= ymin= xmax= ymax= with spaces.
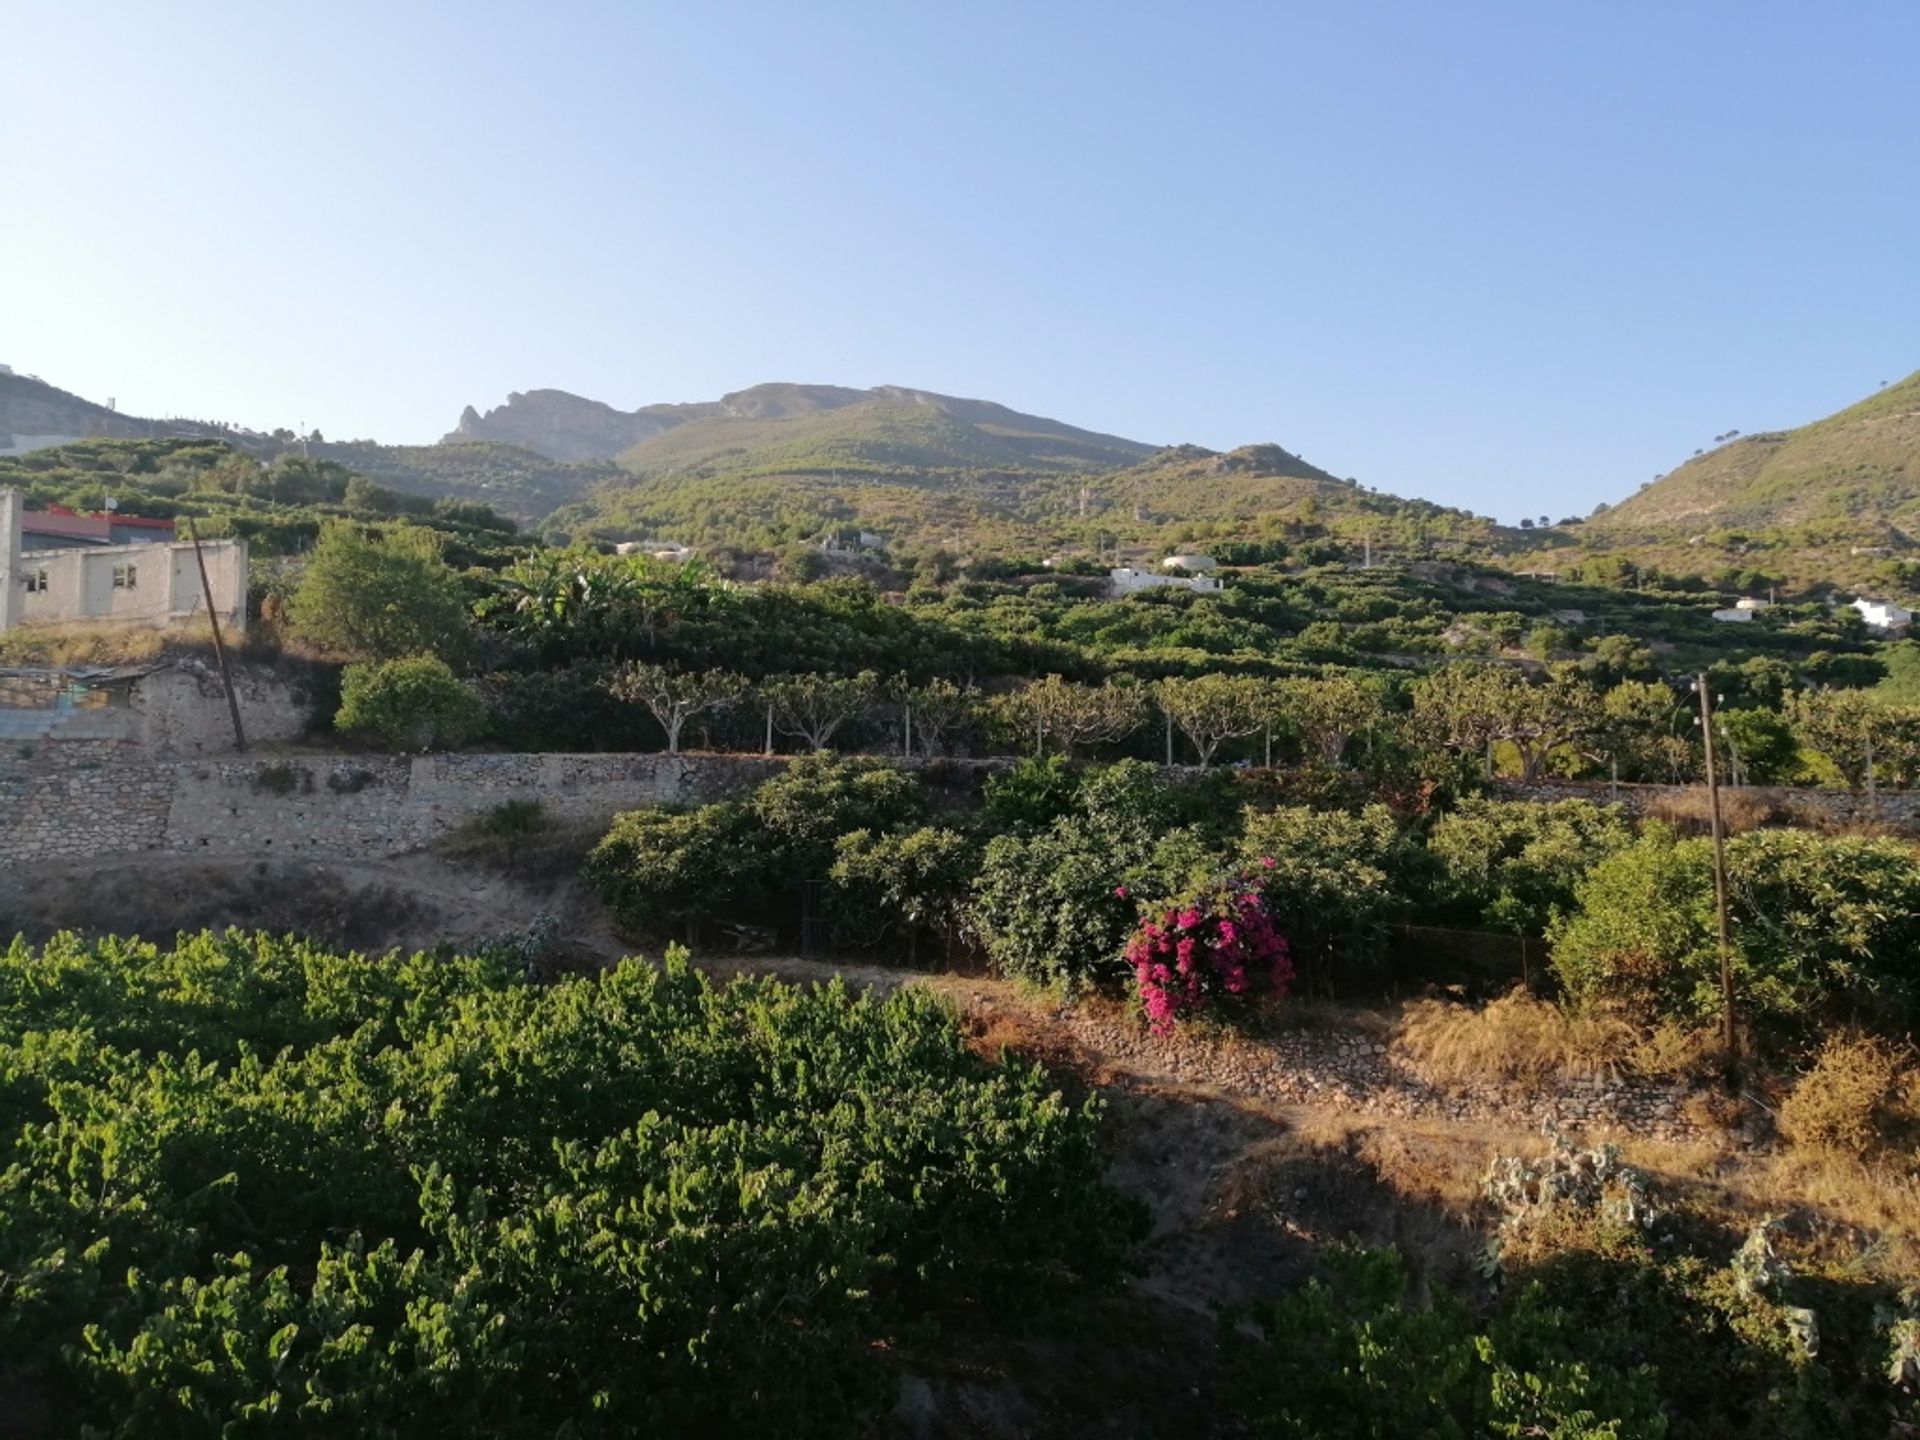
xmin=610 ymin=383 xmax=1156 ymax=477
xmin=0 ymin=369 xmax=235 ymax=454
xmin=446 ymin=389 xmax=696 ymax=462
xmin=443 ymin=381 xmax=1156 ymax=472
xmin=1590 ymin=371 xmax=1920 ymax=538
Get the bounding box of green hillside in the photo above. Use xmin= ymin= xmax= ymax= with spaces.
xmin=611 ymin=384 xmax=1154 ymax=477
xmin=1592 ymin=371 xmax=1920 ymax=536
xmin=313 ymin=439 xmax=625 ymax=521
xmin=546 ymin=386 xmax=1507 ymax=556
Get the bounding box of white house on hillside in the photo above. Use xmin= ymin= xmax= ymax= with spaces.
xmin=1852 ymin=597 xmax=1914 ymax=634
xmin=1109 ymin=566 xmax=1224 ymax=598
xmin=1160 ymin=553 xmax=1219 ymax=573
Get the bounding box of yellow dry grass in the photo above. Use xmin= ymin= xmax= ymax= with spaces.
xmin=1393 ymin=988 xmax=1638 ymax=1087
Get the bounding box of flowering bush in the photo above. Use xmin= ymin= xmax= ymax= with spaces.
xmin=1124 ymin=867 xmax=1293 ymax=1034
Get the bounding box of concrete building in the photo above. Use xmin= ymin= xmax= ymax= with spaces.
xmin=1 ymin=488 xmax=246 ymax=635
xmin=1160 ymin=553 xmax=1219 ymax=573
xmin=1108 ymin=566 xmax=1224 ymax=598
xmin=1852 ymin=597 xmax=1914 ymax=634
xmin=19 ymin=504 xmax=180 ymax=550
xmin=1710 ymin=607 xmax=1754 ymax=624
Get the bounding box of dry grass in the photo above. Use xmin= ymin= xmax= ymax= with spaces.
xmin=1777 ymin=1031 xmax=1920 ymax=1162
xmin=1394 ymin=988 xmax=1637 ymax=1087
xmin=1643 ymin=785 xmax=1781 ymax=835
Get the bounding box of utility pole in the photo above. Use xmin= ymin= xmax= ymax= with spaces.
xmin=1694 ymin=674 xmax=1735 ymax=1074
xmin=184 ymin=519 xmax=247 ymax=753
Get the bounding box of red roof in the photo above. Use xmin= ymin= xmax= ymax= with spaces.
xmin=22 ymin=504 xmax=175 ymax=543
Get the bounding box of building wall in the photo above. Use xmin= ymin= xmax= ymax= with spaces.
xmin=0 ymin=662 xmax=313 ymax=755
xmin=1 ymin=487 xmax=245 ymax=634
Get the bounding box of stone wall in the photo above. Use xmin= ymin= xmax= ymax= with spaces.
xmin=5 ymin=744 xmax=1913 ymax=871
xmin=0 ymin=749 xmax=796 ymax=866
xmin=1497 ymin=777 xmax=1920 ymax=828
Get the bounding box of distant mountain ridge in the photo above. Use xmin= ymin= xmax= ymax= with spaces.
xmin=445 ymin=381 xmax=1156 ymax=471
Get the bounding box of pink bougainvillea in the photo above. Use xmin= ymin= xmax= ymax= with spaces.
xmin=1124 ymin=867 xmax=1293 ymax=1035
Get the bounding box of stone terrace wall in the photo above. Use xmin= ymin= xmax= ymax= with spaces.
xmin=1498 ymin=777 xmax=1920 ymax=828
xmin=0 ymin=750 xmax=796 ymax=866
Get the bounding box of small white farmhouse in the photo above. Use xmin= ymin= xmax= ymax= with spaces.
xmin=1109 ymin=567 xmax=1224 ymax=599
xmin=1852 ymin=597 xmax=1914 ymax=634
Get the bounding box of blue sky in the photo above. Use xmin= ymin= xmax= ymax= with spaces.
xmin=5 ymin=2 xmax=1917 ymax=521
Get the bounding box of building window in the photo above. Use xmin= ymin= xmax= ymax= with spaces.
xmin=22 ymin=569 xmax=49 ymax=593
xmin=113 ymin=564 xmax=137 ymax=590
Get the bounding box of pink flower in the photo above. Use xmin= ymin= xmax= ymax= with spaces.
xmin=1260 ymin=855 xmax=1276 ymax=869
xmin=1114 ymin=885 xmax=1129 ymax=898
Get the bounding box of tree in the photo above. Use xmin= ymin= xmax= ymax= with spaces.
xmin=1790 ymin=690 xmax=1920 ymax=791
xmin=1157 ymin=674 xmax=1266 ymax=765
xmin=1413 ymin=664 xmax=1601 ymax=783
xmin=287 ymin=522 xmax=471 ymax=661
xmin=999 ymin=675 xmax=1149 ymax=758
xmin=335 ymin=654 xmax=486 ymax=752
xmin=902 ymin=677 xmax=978 ymax=757
xmin=761 ymin=671 xmax=881 ymax=752
xmin=1269 ymin=674 xmax=1385 ymax=767
xmin=1599 ymin=680 xmax=1692 ymax=782
xmin=608 ymin=663 xmax=747 ymax=754
xmin=1427 ymin=797 xmax=1634 ymax=936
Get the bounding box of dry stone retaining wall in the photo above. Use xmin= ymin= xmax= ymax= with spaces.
xmin=1052 ymin=1002 xmax=1709 ymax=1144
xmin=0 ymin=750 xmax=795 ymax=866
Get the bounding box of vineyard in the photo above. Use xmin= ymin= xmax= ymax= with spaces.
xmin=0 ymin=932 xmax=1138 ymax=1435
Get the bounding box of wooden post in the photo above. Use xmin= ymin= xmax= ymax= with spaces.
xmin=1696 ymin=674 xmax=1736 ymax=1075
xmin=184 ymin=519 xmax=246 ymax=753
xmin=764 ymin=702 xmax=774 ymax=756
xmin=1164 ymin=709 xmax=1174 ymax=767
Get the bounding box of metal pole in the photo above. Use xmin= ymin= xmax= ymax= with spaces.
xmin=1164 ymin=709 xmax=1174 ymax=767
xmin=184 ymin=519 xmax=247 ymax=753
xmin=1696 ymin=674 xmax=1735 ymax=1073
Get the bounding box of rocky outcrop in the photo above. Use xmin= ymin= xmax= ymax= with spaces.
xmin=445 ymin=389 xmax=692 ymax=462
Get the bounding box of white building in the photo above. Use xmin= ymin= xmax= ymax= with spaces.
xmin=1109 ymin=566 xmax=1224 ymax=598
xmin=1 ymin=488 xmax=246 ymax=635
xmin=1852 ymin=597 xmax=1914 ymax=634
xmin=1710 ymin=608 xmax=1754 ymax=624
xmin=1160 ymin=553 xmax=1219 ymax=573
xmin=1734 ymin=597 xmax=1772 ymax=612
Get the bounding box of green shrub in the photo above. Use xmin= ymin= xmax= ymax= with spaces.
xmin=828 ymin=826 xmax=978 ymax=962
xmin=1224 ymin=1245 xmax=1668 ymax=1438
xmin=968 ymin=765 xmax=1211 ymax=991
xmin=748 ymin=755 xmax=928 ymax=874
xmin=1550 ymin=827 xmax=1920 ymax=1045
xmin=0 ymin=932 xmax=1142 ymax=1436
xmin=982 ymin=753 xmax=1081 ymax=832
xmin=336 ymin=654 xmax=487 ymax=752
xmin=1427 ymin=797 xmax=1635 ymax=937
xmin=1239 ymin=803 xmax=1410 ymax=986
xmin=584 ymin=802 xmax=765 ymax=939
